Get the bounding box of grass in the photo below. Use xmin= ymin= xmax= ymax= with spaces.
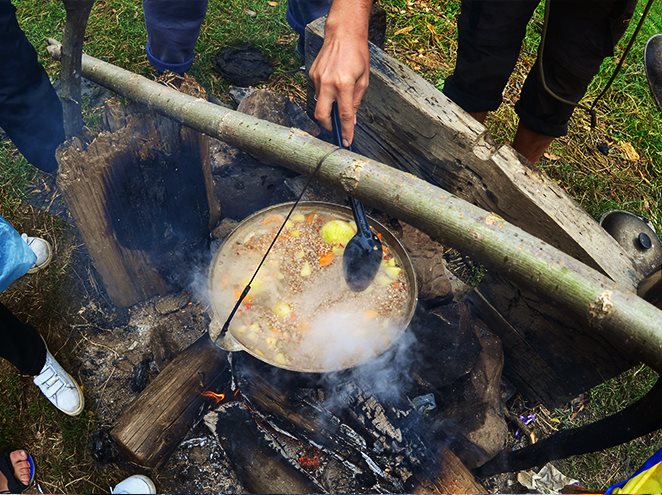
xmin=555 ymin=366 xmax=662 ymax=490
xmin=1 ymin=0 xmax=661 ymax=492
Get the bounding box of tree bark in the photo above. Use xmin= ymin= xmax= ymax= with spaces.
xmin=60 ymin=0 xmax=95 ymax=139
xmin=45 ymin=42 xmax=662 ymax=372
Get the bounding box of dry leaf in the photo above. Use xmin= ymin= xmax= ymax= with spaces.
xmin=393 ymin=25 xmax=414 ymax=36
xmin=244 ymin=9 xmax=256 ymax=16
xmin=619 ymin=141 xmax=640 ymax=161
xmin=543 ymin=152 xmax=561 ymax=161
xmin=267 ymin=1 xmax=278 ymax=6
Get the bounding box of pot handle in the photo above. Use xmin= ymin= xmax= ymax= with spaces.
xmin=209 ymin=319 xmax=245 ymax=352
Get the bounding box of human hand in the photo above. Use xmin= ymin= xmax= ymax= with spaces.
xmin=309 ymin=7 xmax=370 ymax=146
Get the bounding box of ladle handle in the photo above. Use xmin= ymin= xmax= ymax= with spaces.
xmin=331 ymin=103 xmax=374 ymax=239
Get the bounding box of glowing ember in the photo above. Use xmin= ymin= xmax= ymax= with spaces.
xmin=201 ymin=391 xmax=226 ymax=405
xmin=298 ymin=451 xmax=321 ymax=469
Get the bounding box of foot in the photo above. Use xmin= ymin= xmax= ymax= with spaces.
xmin=512 ymin=123 xmax=555 ymax=163
xmin=33 ymin=350 xmax=84 ymax=416
xmin=111 ymin=475 xmax=156 ymax=494
xmin=21 ymin=234 xmax=52 ymax=274
xmin=0 ymin=450 xmax=33 ymax=493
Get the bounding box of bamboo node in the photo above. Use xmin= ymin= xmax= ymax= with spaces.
xmin=588 ymin=290 xmax=614 ymax=320
xmin=338 ymin=158 xmax=368 ymax=192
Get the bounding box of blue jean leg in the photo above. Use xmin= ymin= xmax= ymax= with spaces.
xmin=143 ymin=0 xmax=209 ymax=73
xmin=286 ymin=0 xmax=331 ymax=35
xmin=0 ymin=215 xmax=36 ymax=293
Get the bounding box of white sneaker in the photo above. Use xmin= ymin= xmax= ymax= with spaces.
xmin=21 ymin=234 xmax=53 ymax=274
xmin=111 ymin=475 xmax=157 ymax=494
xmin=33 ymin=350 xmax=84 ymax=416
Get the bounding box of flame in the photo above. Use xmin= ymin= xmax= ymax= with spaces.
xmin=201 ymin=391 xmax=226 ymax=405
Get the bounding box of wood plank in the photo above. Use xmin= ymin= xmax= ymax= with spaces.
xmin=111 ymin=335 xmax=230 ymax=468
xmin=57 ymin=95 xmax=219 ymax=307
xmin=305 ymin=19 xmax=640 ymax=406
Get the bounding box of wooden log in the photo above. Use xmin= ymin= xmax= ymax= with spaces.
xmin=60 ymin=0 xmax=95 ymax=139
xmin=45 ymin=42 xmax=662 ymax=375
xmin=415 ymin=449 xmax=485 ymax=494
xmin=235 ymin=356 xmax=486 ymax=494
xmin=56 ymin=96 xmax=219 ymax=307
xmin=210 ymin=402 xmax=323 ymax=494
xmin=111 ymin=335 xmax=230 ymax=468
xmin=304 ymin=19 xmax=643 ymax=406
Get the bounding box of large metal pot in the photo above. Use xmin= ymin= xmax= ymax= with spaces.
xmin=208 ymin=201 xmax=418 ymax=373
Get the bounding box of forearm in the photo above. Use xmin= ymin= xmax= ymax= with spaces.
xmin=325 ymin=0 xmax=372 ymax=41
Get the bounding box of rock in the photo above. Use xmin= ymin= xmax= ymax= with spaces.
xmin=439 ymin=317 xmax=508 ymax=469
xmin=229 ymin=86 xmax=257 ymax=105
xmin=212 ymin=218 xmax=240 ymax=241
xmin=89 ymin=427 xmax=119 ymax=463
xmin=130 ymin=358 xmax=151 ymax=393
xmin=213 ymin=44 xmax=273 ymax=87
xmin=237 ymin=89 xmax=320 ymax=137
xmin=214 ymin=162 xmax=297 ymax=220
xmin=155 ymin=293 xmax=190 ymax=315
xmin=398 ymin=222 xmax=453 ymax=302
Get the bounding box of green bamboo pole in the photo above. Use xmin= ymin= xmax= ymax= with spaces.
xmin=47 ymin=42 xmax=662 ymax=370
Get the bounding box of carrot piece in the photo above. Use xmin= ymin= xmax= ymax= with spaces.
xmin=305 ymin=212 xmax=318 ymax=223
xmin=376 ymin=232 xmax=383 ymax=241
xmin=391 ymin=281 xmax=401 ymax=290
xmin=319 ymin=251 xmax=335 ymax=267
xmin=363 ymin=309 xmax=379 ymax=319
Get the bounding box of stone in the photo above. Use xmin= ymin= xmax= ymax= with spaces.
xmin=237 ymin=89 xmax=320 ymax=137
xmin=211 ymin=218 xmax=239 ymax=241
xmin=398 ymin=222 xmax=453 ymax=303
xmin=155 ymin=293 xmax=190 ymax=315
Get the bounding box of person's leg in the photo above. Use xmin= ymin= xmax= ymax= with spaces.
xmin=286 ymin=0 xmax=332 ymax=55
xmin=0 ymin=2 xmax=64 ymax=173
xmin=0 ymin=216 xmax=36 ymax=293
xmin=143 ymin=0 xmax=209 ymax=73
xmin=0 ymin=302 xmax=46 ymax=376
xmin=0 ymin=302 xmax=84 ymax=415
xmin=513 ymin=0 xmax=638 ymax=162
xmin=443 ymin=0 xmax=539 ymax=119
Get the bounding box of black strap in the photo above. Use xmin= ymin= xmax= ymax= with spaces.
xmin=0 ymin=452 xmax=29 ymax=494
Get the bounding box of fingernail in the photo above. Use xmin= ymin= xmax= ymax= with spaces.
xmin=354 ymin=116 xmax=357 ymax=125
xmin=342 ymin=139 xmax=350 ymax=148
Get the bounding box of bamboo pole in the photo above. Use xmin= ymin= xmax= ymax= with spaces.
xmin=46 ymin=43 xmax=662 ymax=370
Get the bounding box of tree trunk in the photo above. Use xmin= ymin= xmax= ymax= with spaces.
xmin=60 ymin=0 xmax=94 ymax=139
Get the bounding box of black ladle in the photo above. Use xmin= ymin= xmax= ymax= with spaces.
xmin=644 ymin=34 xmax=662 ymax=111
xmin=331 ymin=104 xmax=383 ymax=292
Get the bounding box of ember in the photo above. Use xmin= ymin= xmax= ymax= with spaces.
xmin=201 ymin=391 xmax=226 ymax=405
xmin=298 ymin=450 xmax=321 ymax=470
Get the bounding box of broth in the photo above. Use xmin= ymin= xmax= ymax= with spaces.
xmin=210 ymin=206 xmax=411 ymax=371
